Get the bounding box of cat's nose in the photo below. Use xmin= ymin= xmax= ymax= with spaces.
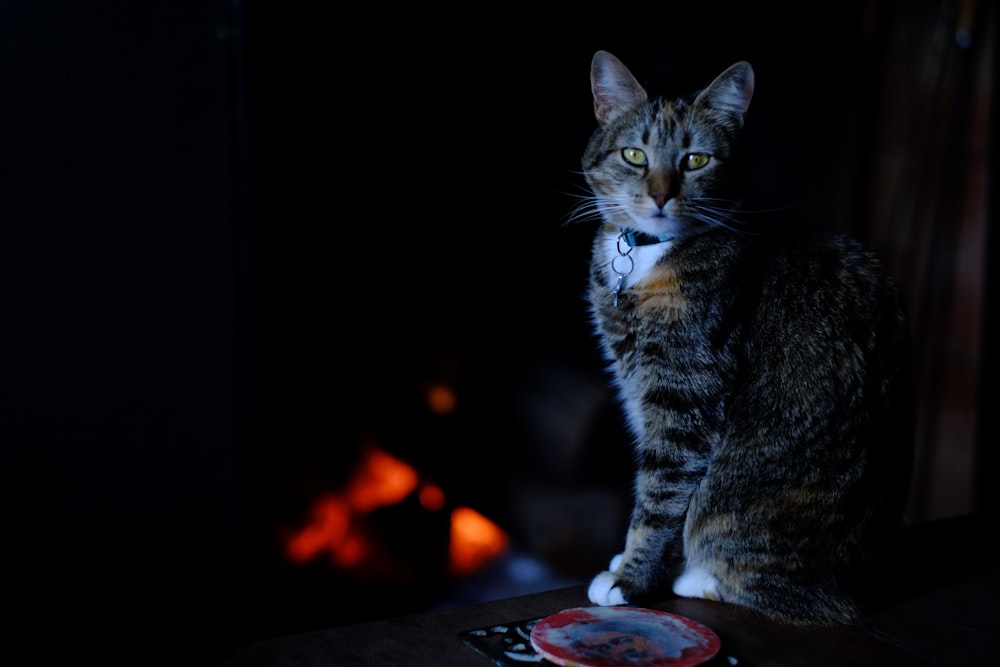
xmin=647 ymin=171 xmax=674 ymax=209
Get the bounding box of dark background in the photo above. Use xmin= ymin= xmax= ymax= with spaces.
xmin=1 ymin=2 xmax=996 ymax=666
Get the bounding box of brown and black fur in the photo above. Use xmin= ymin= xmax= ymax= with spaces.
xmin=579 ymin=51 xmax=914 ymax=626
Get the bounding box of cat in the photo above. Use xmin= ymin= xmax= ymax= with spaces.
xmin=575 ymin=50 xmax=914 ymax=626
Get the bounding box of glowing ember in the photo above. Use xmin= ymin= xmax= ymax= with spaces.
xmin=418 ymin=482 xmax=446 ymax=511
xmin=425 ymin=383 xmax=457 ymax=415
xmin=345 ymin=447 xmax=418 ymax=514
xmin=284 ymin=444 xmax=508 ymax=578
xmin=449 ymin=506 xmax=510 ymax=577
xmin=285 ymin=495 xmax=350 ymax=564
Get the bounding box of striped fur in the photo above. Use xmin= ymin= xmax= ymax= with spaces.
xmin=579 ymin=51 xmax=913 ymax=626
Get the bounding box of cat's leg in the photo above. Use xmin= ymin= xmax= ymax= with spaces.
xmin=587 ymin=522 xmax=677 ymax=606
xmin=673 ymin=481 xmax=723 ymax=601
xmin=586 ymin=354 xmax=718 ymax=606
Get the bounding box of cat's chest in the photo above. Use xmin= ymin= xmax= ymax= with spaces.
xmin=593 ymin=230 xmax=690 ymax=320
xmin=598 ymin=229 xmax=674 ymax=291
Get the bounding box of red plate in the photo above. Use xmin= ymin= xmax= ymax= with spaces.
xmin=530 ymin=606 xmax=721 ymax=667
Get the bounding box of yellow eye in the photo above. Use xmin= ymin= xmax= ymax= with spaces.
xmin=621 ymin=147 xmax=647 ymax=166
xmin=685 ymin=152 xmax=710 ymax=170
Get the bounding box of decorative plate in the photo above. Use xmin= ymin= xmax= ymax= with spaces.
xmin=529 ymin=606 xmax=721 ymax=667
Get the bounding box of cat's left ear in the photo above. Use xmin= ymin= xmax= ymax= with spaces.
xmin=695 ymin=61 xmax=755 ymax=123
xmin=591 ymin=50 xmax=648 ymax=124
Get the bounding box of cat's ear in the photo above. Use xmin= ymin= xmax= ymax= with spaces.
xmin=591 ymin=50 xmax=648 ymax=124
xmin=695 ymin=61 xmax=755 ymax=123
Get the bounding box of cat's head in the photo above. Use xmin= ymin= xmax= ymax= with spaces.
xmin=580 ymin=51 xmax=754 ymax=240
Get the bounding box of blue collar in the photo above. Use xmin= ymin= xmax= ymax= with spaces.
xmin=620 ymin=228 xmax=672 ymax=247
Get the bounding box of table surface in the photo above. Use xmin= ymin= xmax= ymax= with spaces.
xmin=225 ymin=513 xmax=998 ymax=667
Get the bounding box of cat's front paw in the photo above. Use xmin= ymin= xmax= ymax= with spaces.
xmin=587 ymin=570 xmax=628 ymax=606
xmin=672 ymin=565 xmax=721 ymax=601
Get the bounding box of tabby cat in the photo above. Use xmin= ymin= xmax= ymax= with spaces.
xmin=577 ymin=50 xmax=914 ymax=626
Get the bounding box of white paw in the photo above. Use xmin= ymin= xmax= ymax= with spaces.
xmin=608 ymin=552 xmax=624 ymax=571
xmin=672 ymin=564 xmax=720 ymax=601
xmin=588 ymin=570 xmax=628 ymax=606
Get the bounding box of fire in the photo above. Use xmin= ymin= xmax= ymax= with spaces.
xmin=344 ymin=447 xmax=418 ymax=514
xmin=425 ymin=383 xmax=457 ymax=415
xmin=284 ymin=444 xmax=508 ymax=578
xmin=418 ymin=482 xmax=446 ymax=511
xmin=285 ymin=496 xmax=351 ymax=564
xmin=449 ymin=506 xmax=510 ymax=577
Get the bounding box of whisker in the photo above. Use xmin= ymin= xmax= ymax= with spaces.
xmin=685 ymin=198 xmax=748 ymax=232
xmin=698 ymin=196 xmax=796 ymax=216
xmin=564 ymin=191 xmax=634 ymax=227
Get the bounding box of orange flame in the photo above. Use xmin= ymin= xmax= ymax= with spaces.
xmin=425 ymin=383 xmax=457 ymax=415
xmin=285 ymin=495 xmax=350 ymax=564
xmin=418 ymin=482 xmax=445 ymax=511
xmin=345 ymin=447 xmax=418 ymax=514
xmin=284 ymin=444 xmax=507 ymax=577
xmin=449 ymin=506 xmax=510 ymax=577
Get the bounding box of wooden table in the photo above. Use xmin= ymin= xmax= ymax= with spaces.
xmin=225 ymin=513 xmax=998 ymax=666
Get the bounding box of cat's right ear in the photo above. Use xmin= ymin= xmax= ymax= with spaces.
xmin=697 ymin=61 xmax=755 ymax=122
xmin=591 ymin=50 xmax=648 ymax=124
